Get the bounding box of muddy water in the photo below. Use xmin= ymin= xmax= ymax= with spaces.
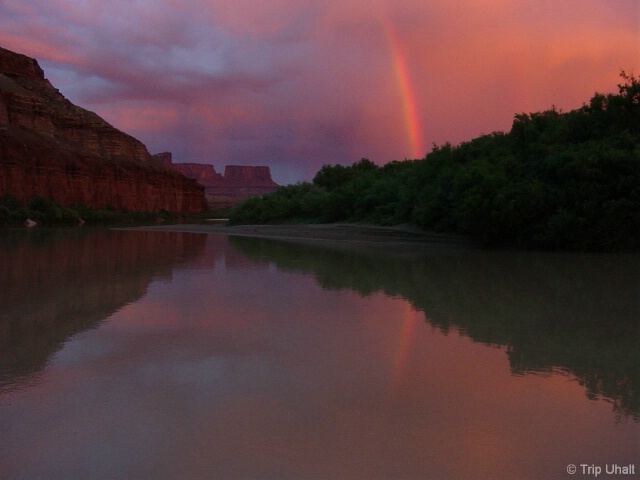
xmin=1 ymin=228 xmax=638 ymax=479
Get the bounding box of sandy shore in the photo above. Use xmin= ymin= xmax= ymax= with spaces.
xmin=118 ymin=222 xmax=475 ymax=247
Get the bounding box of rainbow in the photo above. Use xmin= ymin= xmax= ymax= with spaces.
xmin=382 ymin=16 xmax=425 ymax=159
xmin=392 ymin=303 xmax=421 ymax=382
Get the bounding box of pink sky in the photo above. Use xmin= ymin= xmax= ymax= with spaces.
xmin=1 ymin=0 xmax=638 ymax=183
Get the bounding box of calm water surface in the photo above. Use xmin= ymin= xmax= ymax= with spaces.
xmin=0 ymin=228 xmax=638 ymax=480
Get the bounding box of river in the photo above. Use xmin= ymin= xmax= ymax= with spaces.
xmin=0 ymin=227 xmax=638 ymax=479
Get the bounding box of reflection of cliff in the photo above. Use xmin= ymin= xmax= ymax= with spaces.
xmin=229 ymin=236 xmax=640 ymax=420
xmin=0 ymin=228 xmax=207 ymax=392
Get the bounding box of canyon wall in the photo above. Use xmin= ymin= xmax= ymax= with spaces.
xmin=155 ymin=152 xmax=279 ymax=206
xmin=172 ymin=162 xmax=224 ymax=186
xmin=0 ymin=46 xmax=207 ymax=212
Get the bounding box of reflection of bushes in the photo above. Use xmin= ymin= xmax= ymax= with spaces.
xmin=230 ymin=235 xmax=640 ymax=420
xmin=229 ymin=74 xmax=640 ymax=251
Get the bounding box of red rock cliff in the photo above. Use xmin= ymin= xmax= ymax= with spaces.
xmin=170 ymin=162 xmax=224 ymax=187
xmin=0 ymin=46 xmax=207 ymax=212
xmin=223 ymin=165 xmax=277 ymax=187
xmin=156 ymin=152 xmax=279 ymax=206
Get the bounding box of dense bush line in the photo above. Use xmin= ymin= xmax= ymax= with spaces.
xmin=0 ymin=195 xmax=89 ymax=225
xmin=229 ymin=73 xmax=640 ymax=251
xmin=0 ymin=195 xmax=219 ymax=226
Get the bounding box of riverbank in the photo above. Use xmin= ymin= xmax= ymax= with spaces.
xmin=117 ymin=222 xmax=475 ymax=247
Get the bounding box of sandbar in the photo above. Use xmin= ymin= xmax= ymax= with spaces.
xmin=118 ymin=222 xmax=475 ymax=247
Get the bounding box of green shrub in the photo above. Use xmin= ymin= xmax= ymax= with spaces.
xmin=0 ymin=194 xmax=22 ymax=210
xmin=0 ymin=205 xmax=10 ymax=225
xmin=28 ymin=197 xmax=79 ymax=224
xmin=227 ymin=73 xmax=640 ymax=251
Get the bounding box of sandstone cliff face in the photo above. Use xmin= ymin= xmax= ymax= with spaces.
xmin=155 ymin=152 xmax=279 ymax=206
xmin=216 ymin=165 xmax=279 ymax=201
xmin=223 ymin=165 xmax=277 ymax=187
xmin=0 ymin=46 xmax=207 ymax=212
xmin=172 ymin=162 xmax=224 ymax=186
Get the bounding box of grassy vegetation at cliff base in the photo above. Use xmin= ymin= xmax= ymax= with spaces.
xmin=0 ymin=195 xmax=227 ymax=227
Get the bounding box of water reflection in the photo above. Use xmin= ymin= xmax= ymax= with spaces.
xmin=230 ymin=236 xmax=640 ymax=421
xmin=0 ymin=228 xmax=207 ymax=392
xmin=0 ymin=230 xmax=638 ymax=480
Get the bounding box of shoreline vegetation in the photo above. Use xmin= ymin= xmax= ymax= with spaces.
xmin=0 ymin=195 xmax=230 ymax=228
xmin=228 ymin=73 xmax=639 ymax=252
xmin=2 ymin=74 xmax=638 ymax=252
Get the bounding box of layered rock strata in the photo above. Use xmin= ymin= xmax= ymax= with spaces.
xmin=0 ymin=46 xmax=207 ymax=212
xmin=155 ymin=152 xmax=279 ymax=206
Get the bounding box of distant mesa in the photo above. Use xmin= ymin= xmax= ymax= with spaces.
xmin=0 ymin=46 xmax=207 ymax=213
xmin=154 ymin=152 xmax=279 ymax=207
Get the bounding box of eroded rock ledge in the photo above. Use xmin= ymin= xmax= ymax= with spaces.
xmin=155 ymin=152 xmax=279 ymax=207
xmin=0 ymin=46 xmax=207 ymax=213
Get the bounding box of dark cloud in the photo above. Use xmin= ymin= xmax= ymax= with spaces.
xmin=0 ymin=0 xmax=638 ymax=183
